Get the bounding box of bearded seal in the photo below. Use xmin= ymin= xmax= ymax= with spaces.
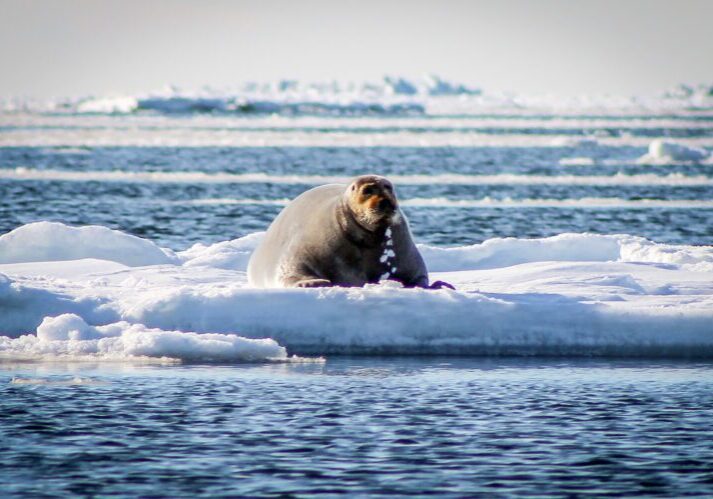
xmin=248 ymin=175 xmax=449 ymax=289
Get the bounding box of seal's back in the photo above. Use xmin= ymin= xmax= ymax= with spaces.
xmin=247 ymin=184 xmax=344 ymax=288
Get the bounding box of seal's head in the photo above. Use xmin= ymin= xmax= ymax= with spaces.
xmin=345 ymin=175 xmax=399 ymax=231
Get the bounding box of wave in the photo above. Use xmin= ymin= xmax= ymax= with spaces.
xmin=4 ymin=114 xmax=713 ymax=140
xmin=3 ymin=168 xmax=712 ymax=187
xmin=5 ymin=125 xmax=713 ymax=147
xmin=183 ymin=197 xmax=713 ymax=209
xmin=5 ymin=118 xmax=713 ymax=134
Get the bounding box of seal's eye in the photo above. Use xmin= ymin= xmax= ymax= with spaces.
xmin=384 ymin=184 xmax=393 ymax=192
xmin=362 ymin=186 xmax=374 ymax=196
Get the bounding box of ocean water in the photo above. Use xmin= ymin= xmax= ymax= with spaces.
xmin=1 ymin=112 xmax=712 ymax=248
xmin=2 ymin=92 xmax=713 ymax=496
xmin=2 ymin=358 xmax=713 ymax=497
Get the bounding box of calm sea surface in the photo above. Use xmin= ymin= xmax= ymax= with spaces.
xmin=2 ymin=358 xmax=713 ymax=497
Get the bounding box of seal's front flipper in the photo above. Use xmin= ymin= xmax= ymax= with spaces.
xmin=293 ymin=278 xmax=332 ymax=288
xmin=429 ymin=280 xmax=456 ymax=290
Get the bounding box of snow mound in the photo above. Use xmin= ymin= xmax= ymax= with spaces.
xmin=421 ymin=233 xmax=713 ymax=272
xmin=638 ymin=139 xmax=710 ymax=163
xmin=0 ymin=314 xmax=287 ymax=362
xmin=178 ymin=230 xmax=713 ymax=273
xmin=0 ymin=222 xmax=178 ymax=266
xmin=178 ymin=232 xmax=265 ymax=270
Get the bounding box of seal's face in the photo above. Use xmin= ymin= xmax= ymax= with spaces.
xmin=346 ymin=175 xmax=399 ymax=231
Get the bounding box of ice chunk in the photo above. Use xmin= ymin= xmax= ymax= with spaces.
xmin=76 ymin=96 xmax=138 ymax=113
xmin=37 ymin=313 xmax=98 ymax=341
xmin=1 ymin=314 xmax=287 ymax=362
xmin=383 ymin=76 xmax=418 ymax=95
xmin=559 ymin=157 xmax=595 ymax=166
xmin=639 ymin=139 xmax=710 ymax=163
xmin=179 ymin=232 xmax=265 ymax=270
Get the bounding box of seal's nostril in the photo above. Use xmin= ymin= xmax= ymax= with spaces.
xmin=379 ymin=198 xmax=393 ymax=211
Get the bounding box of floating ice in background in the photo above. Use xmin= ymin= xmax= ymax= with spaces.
xmin=75 ymin=96 xmax=138 ymax=114
xmin=559 ymin=157 xmax=596 ymax=166
xmin=2 ymin=76 xmax=712 ymax=116
xmin=3 ymin=169 xmax=712 ymax=186
xmin=1 ymin=223 xmax=712 ymax=358
xmin=638 ymin=139 xmax=711 ymax=163
xmin=663 ymin=83 xmax=713 ymax=100
xmin=550 ymin=137 xmax=601 ymax=148
xmin=181 ymin=197 xmax=713 ymax=209
xmin=421 ymin=74 xmax=482 ymax=96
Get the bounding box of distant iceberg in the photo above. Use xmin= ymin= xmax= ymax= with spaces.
xmin=8 ymin=77 xmax=713 ymax=117
xmin=63 ymin=76 xmax=481 ymax=117
xmin=663 ymin=83 xmax=713 ymax=100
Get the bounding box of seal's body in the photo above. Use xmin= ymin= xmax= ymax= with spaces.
xmin=247 ymin=176 xmax=429 ymax=288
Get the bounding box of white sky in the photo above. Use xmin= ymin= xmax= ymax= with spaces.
xmin=1 ymin=0 xmax=712 ymax=98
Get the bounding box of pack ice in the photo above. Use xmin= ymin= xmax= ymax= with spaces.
xmin=1 ymin=221 xmax=712 ymax=361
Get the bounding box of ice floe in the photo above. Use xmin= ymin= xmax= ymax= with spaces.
xmin=559 ymin=157 xmax=596 ymax=166
xmin=638 ymin=139 xmax=711 ymax=164
xmin=1 ymin=223 xmax=712 ymax=358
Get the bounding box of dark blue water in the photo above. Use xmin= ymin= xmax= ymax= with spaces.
xmin=2 ymin=358 xmax=713 ymax=497
xmin=2 ymin=144 xmax=713 ymax=248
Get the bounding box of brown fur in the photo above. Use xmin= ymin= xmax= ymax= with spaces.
xmin=346 ymin=176 xmax=398 ymax=232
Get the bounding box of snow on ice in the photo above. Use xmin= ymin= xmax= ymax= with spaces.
xmin=1 ymin=222 xmax=712 ymax=360
xmin=1 ymin=314 xmax=287 ymax=362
